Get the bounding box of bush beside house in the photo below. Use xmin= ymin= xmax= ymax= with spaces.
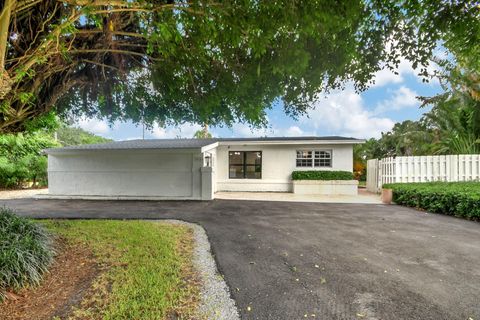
xmin=383 ymin=182 xmax=480 ymax=220
xmin=0 ymin=125 xmax=112 ymax=189
xmin=0 ymin=207 xmax=54 ymax=300
xmin=291 ymin=170 xmax=354 ymax=181
xmin=0 ymin=134 xmax=57 ymax=188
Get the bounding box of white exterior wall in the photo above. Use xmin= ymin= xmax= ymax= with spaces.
xmin=48 ymin=149 xmax=208 ymax=199
xmin=215 ymin=144 xmax=353 ymax=192
xmin=204 ymin=147 xmax=217 ymax=193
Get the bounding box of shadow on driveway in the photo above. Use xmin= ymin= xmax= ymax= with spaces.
xmin=2 ymin=198 xmax=479 ymax=320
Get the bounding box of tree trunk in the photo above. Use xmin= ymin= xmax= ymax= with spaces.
xmin=0 ymin=0 xmax=15 ymax=99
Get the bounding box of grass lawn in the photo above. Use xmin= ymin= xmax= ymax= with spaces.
xmin=43 ymin=220 xmax=199 ymax=319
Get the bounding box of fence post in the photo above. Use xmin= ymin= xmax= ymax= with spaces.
xmin=473 ymin=155 xmax=480 ymax=180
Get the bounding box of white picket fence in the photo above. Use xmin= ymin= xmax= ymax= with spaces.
xmin=366 ymin=154 xmax=480 ymax=193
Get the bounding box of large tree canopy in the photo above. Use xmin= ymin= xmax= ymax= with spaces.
xmin=0 ymin=0 xmax=478 ymax=133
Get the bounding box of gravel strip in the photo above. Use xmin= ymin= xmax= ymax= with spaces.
xmin=161 ymin=220 xmax=240 ymax=320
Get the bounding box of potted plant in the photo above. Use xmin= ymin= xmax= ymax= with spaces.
xmin=381 ymin=185 xmax=393 ymax=204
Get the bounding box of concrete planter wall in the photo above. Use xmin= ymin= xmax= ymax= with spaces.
xmin=292 ymin=180 xmax=358 ymax=195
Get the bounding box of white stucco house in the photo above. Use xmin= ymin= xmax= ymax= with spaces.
xmin=44 ymin=136 xmax=363 ymax=200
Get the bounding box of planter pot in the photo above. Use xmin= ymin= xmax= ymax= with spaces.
xmin=292 ymin=180 xmax=358 ymax=195
xmin=381 ymin=188 xmax=393 ymax=204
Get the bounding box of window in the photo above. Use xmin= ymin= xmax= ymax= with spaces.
xmin=229 ymin=151 xmax=262 ymax=179
xmin=314 ymin=150 xmax=332 ymax=167
xmin=296 ymin=151 xmax=313 ymax=167
xmin=296 ymin=150 xmax=332 ymax=168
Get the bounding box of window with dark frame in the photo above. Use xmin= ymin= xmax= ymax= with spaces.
xmin=296 ymin=150 xmax=332 ymax=168
xmin=229 ymin=151 xmax=262 ymax=179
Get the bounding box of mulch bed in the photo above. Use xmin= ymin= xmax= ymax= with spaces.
xmin=0 ymin=238 xmax=99 ymax=320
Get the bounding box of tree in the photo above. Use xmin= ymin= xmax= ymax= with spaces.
xmin=421 ymin=62 xmax=480 ymax=154
xmin=55 ymin=124 xmax=112 ymax=146
xmin=0 ymin=1 xmax=478 ymax=133
xmin=193 ymin=124 xmax=212 ymax=139
xmin=356 ymin=120 xmax=435 ymax=160
xmin=0 ymin=132 xmax=58 ymax=187
xmin=358 ymin=61 xmax=480 ymax=160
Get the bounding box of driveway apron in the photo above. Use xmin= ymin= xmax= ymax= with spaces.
xmin=2 ymin=198 xmax=479 ymax=320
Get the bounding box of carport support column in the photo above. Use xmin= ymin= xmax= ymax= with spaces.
xmin=201 ymin=166 xmax=214 ymax=200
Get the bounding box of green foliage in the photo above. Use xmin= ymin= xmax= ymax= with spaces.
xmin=55 ymin=125 xmax=112 ymax=146
xmin=421 ymin=63 xmax=480 ymax=154
xmin=0 ymin=133 xmax=58 ymax=188
xmin=358 ymin=63 xmax=480 ymax=160
xmin=0 ymin=122 xmax=110 ymax=188
xmin=356 ymin=120 xmax=436 ymax=161
xmin=292 ymin=170 xmax=354 ymax=181
xmin=23 ymin=111 xmax=60 ymax=134
xmin=193 ymin=128 xmax=212 ymax=139
xmin=3 ymin=1 xmax=479 ymax=132
xmin=383 ymin=182 xmax=480 ymax=220
xmin=0 ymin=207 xmax=54 ymax=300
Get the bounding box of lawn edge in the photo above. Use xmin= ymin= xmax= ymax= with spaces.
xmin=160 ymin=219 xmax=240 ymax=320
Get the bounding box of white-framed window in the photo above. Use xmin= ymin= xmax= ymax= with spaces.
xmin=296 ymin=150 xmax=332 ymax=168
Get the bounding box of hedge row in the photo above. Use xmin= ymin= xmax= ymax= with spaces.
xmin=291 ymin=170 xmax=354 ymax=180
xmin=383 ymin=182 xmax=480 ymax=220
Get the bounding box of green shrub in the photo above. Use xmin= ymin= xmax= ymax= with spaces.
xmin=383 ymin=182 xmax=480 ymax=220
xmin=291 ymin=170 xmax=354 ymax=180
xmin=0 ymin=157 xmax=18 ymax=187
xmin=0 ymin=133 xmax=56 ymax=188
xmin=0 ymin=207 xmax=54 ymax=300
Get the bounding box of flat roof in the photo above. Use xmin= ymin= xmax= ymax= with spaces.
xmin=44 ymin=136 xmax=363 ymax=154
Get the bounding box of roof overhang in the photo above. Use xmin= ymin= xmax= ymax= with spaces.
xmin=43 ymin=147 xmax=203 ymax=155
xmin=217 ymin=139 xmax=365 ymax=146
xmin=200 ymin=142 xmax=219 ymax=153
xmin=43 ymin=137 xmax=364 ymax=155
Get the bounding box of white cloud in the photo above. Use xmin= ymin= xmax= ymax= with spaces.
xmin=371 ymin=59 xmax=420 ymax=88
xmin=372 ymin=56 xmax=442 ymax=88
xmin=302 ymin=86 xmax=395 ymax=139
xmin=374 ymin=86 xmax=419 ymax=115
xmin=284 ymin=126 xmax=304 ymax=136
xmin=124 ymin=136 xmax=143 ymax=141
xmin=223 ymin=123 xmax=314 ymax=138
xmin=225 ymin=123 xmax=272 ymax=137
xmin=150 ymin=122 xmax=203 ymax=139
xmin=76 ymin=117 xmax=110 ymax=135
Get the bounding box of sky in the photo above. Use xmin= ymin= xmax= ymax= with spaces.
xmin=75 ymin=58 xmax=442 ymax=141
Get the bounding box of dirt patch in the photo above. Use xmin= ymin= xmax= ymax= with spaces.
xmin=0 ymin=238 xmax=99 ymax=320
xmin=0 ymin=188 xmax=48 ymax=199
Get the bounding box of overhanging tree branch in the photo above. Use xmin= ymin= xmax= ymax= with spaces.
xmin=0 ymin=0 xmax=478 ymax=134
xmin=0 ymin=0 xmax=15 ymax=98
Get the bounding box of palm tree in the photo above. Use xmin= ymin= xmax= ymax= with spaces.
xmin=422 ymin=65 xmax=480 ymax=154
xmin=193 ymin=124 xmax=212 ymax=139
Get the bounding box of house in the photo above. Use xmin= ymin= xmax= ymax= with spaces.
xmin=44 ymin=136 xmax=364 ymax=200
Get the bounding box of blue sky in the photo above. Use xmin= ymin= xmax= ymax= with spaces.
xmin=76 ymin=58 xmax=442 ymax=141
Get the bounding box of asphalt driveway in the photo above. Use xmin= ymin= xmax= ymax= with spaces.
xmin=2 ymin=198 xmax=479 ymax=320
